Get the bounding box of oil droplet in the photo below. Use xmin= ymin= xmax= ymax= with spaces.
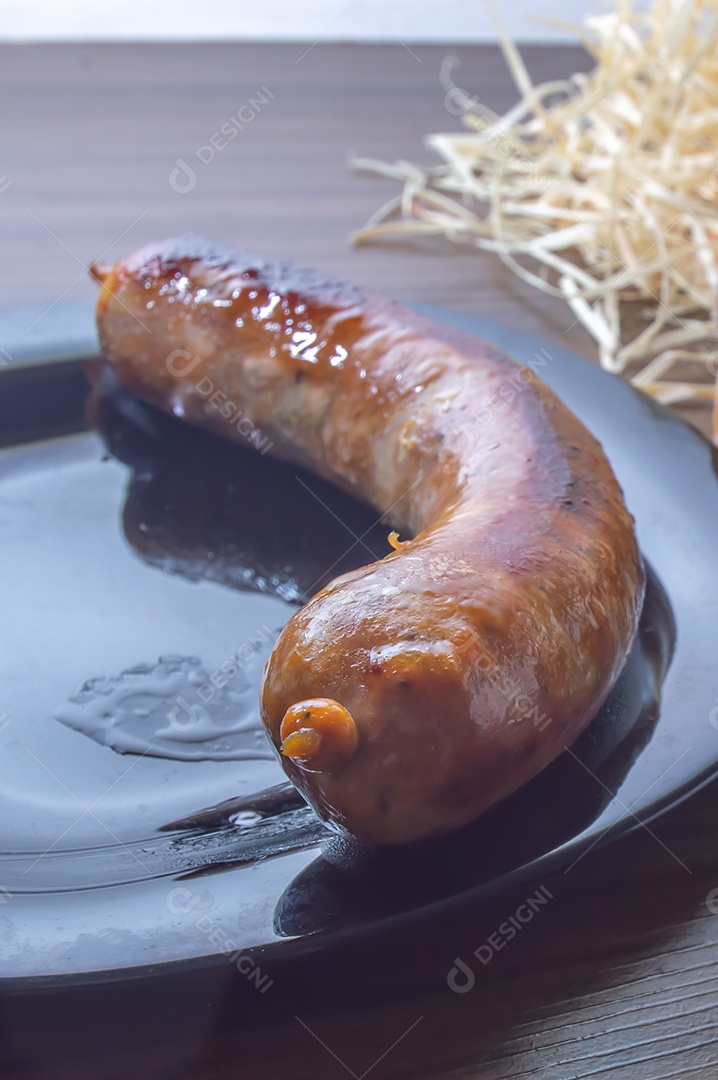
xmin=229 ymin=809 xmax=263 ymax=827
xmin=54 ymin=650 xmax=278 ymax=763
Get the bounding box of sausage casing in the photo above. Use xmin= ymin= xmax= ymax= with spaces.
xmin=93 ymin=237 xmax=645 ymax=845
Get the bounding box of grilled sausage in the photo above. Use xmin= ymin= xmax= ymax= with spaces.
xmin=92 ymin=236 xmax=645 ymax=845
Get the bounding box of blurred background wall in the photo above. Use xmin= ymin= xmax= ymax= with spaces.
xmin=0 ymin=0 xmax=606 ymax=42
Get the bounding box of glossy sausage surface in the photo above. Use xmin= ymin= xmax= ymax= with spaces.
xmin=93 ymin=236 xmax=645 ymax=845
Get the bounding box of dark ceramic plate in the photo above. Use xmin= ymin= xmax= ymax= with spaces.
xmin=0 ymin=297 xmax=716 ymax=989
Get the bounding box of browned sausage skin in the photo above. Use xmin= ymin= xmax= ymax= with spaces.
xmin=93 ymin=236 xmax=645 ymax=845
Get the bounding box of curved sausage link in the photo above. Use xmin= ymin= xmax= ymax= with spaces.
xmin=93 ymin=236 xmax=645 ymax=845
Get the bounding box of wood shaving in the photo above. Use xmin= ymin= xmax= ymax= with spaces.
xmin=351 ymin=0 xmax=718 ymax=410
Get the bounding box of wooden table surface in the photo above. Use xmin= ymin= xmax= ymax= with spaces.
xmin=1 ymin=41 xmax=718 ymax=1080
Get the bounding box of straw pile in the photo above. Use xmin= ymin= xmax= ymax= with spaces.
xmin=352 ymin=0 xmax=718 ymax=414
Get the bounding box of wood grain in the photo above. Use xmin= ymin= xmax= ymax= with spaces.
xmin=1 ymin=41 xmax=710 ymax=441
xmin=0 ymin=41 xmax=717 ymax=1080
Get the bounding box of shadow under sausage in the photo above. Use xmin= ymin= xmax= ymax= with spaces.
xmin=86 ymin=364 xmax=392 ymax=605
